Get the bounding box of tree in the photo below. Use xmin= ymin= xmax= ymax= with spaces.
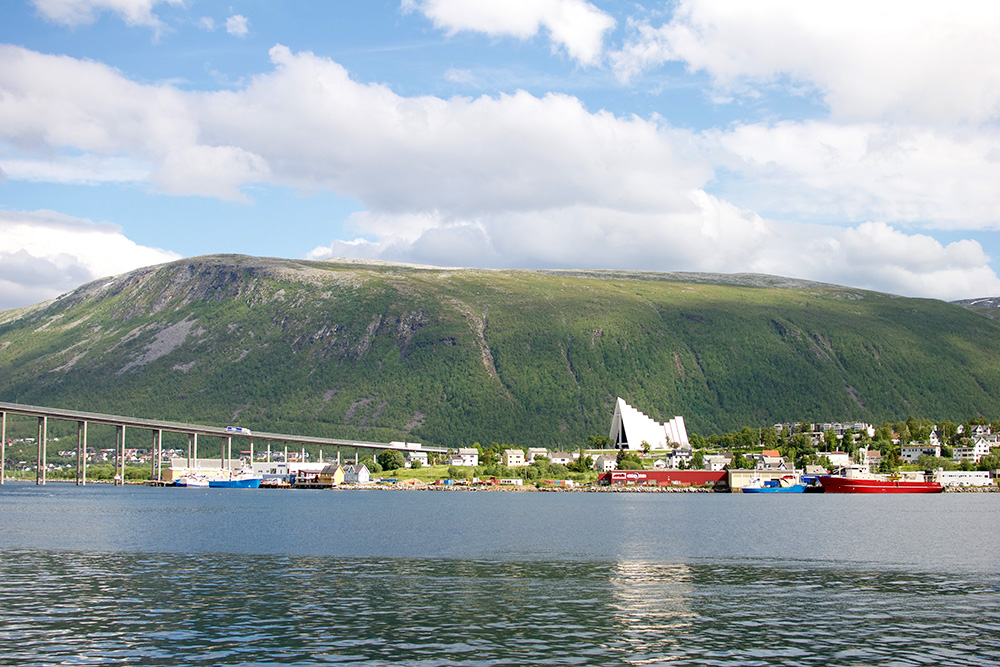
xmin=587 ymin=435 xmax=612 ymax=449
xmin=360 ymin=456 xmax=382 ymax=474
xmin=410 ymin=458 xmax=422 ymax=469
xmin=823 ymin=429 xmax=838 ymax=450
xmin=377 ymin=449 xmax=405 ymax=471
xmin=727 ymin=452 xmax=753 ymax=470
xmin=690 ymin=450 xmax=705 ymax=470
xmin=616 ymin=450 xmax=644 ymax=470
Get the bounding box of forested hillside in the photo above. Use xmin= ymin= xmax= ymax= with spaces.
xmin=1 ymin=254 xmax=999 ymax=449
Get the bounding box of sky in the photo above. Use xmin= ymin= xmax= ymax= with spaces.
xmin=2 ymin=0 xmax=1000 ymax=310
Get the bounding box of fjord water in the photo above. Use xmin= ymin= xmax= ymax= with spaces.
xmin=1 ymin=485 xmax=998 ymax=666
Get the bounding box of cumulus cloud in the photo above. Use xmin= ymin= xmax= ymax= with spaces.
xmin=32 ymin=0 xmax=182 ymax=31
xmin=2 ymin=43 xmax=998 ymax=300
xmin=226 ymin=14 xmax=249 ymax=38
xmin=402 ymin=0 xmax=615 ymax=65
xmin=0 ymin=45 xmax=268 ymax=201
xmin=610 ymin=0 xmax=1000 ymax=124
xmin=0 ymin=209 xmax=180 ymax=311
xmin=708 ymin=121 xmax=1000 ymax=230
xmin=307 ymin=200 xmax=1000 ymax=301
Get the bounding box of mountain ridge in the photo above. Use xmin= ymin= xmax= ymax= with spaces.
xmin=1 ymin=254 xmax=998 ymax=448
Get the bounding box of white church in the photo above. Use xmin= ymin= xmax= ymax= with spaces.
xmin=609 ymin=397 xmax=689 ymax=450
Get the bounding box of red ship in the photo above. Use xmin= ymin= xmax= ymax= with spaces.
xmin=819 ymin=466 xmax=943 ymax=493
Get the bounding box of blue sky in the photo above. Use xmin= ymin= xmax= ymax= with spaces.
xmin=2 ymin=0 xmax=999 ymax=309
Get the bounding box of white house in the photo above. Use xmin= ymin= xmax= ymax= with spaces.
xmin=703 ymin=454 xmax=731 ymax=471
xmin=452 ymin=448 xmax=479 ymax=467
xmin=609 ymin=397 xmax=689 ymax=450
xmin=549 ymin=452 xmax=575 ymax=465
xmin=954 ymin=438 xmax=993 ymax=463
xmin=527 ymin=447 xmax=548 ymax=462
xmin=343 ymin=463 xmax=371 ymax=484
xmin=593 ymin=455 xmax=617 ymax=472
xmin=405 ymin=450 xmax=429 ymax=467
xmin=900 ymin=445 xmax=940 ymax=463
xmin=663 ymin=448 xmax=693 ymax=468
xmin=503 ymin=449 xmax=526 ymax=467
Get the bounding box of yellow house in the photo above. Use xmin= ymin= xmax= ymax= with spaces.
xmin=316 ymin=464 xmax=345 ymax=486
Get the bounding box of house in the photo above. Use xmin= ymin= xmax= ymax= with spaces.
xmin=454 ymin=447 xmax=479 ymax=467
xmin=664 ymin=448 xmax=693 ymax=468
xmin=860 ymin=448 xmax=882 ymax=468
xmin=316 ymin=464 xmax=345 ymax=486
xmin=405 ymin=450 xmax=429 ymax=468
xmin=609 ymin=397 xmax=689 ymax=450
xmin=548 ymin=451 xmax=575 ymax=465
xmin=954 ymin=438 xmax=993 ymax=463
xmin=503 ymin=449 xmax=526 ymax=467
xmin=900 ymin=445 xmax=940 ymax=463
xmin=968 ymin=424 xmax=992 ymax=438
xmin=343 ymin=463 xmax=370 ymax=484
xmin=746 ymin=451 xmax=788 ymax=470
xmin=593 ymin=455 xmax=617 ymax=472
xmin=703 ymin=454 xmax=731 ymax=471
xmin=527 ymin=447 xmax=548 ymax=462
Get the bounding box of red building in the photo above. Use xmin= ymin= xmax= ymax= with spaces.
xmin=600 ymin=469 xmax=728 ymax=488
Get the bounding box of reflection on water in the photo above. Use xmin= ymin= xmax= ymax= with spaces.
xmin=608 ymin=561 xmax=697 ymax=665
xmin=1 ymin=551 xmax=998 ymax=666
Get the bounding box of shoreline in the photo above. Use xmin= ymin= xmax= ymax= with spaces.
xmin=3 ymin=478 xmax=996 ymax=493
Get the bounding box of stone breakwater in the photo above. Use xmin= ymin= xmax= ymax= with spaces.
xmin=320 ymin=482 xmax=721 ymax=492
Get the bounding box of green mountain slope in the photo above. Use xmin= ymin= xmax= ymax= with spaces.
xmin=1 ymin=254 xmax=998 ymax=448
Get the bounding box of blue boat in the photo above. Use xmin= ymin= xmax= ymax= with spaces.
xmin=742 ymin=475 xmax=807 ymax=493
xmin=208 ymin=475 xmax=262 ymax=489
xmin=175 ymin=472 xmax=262 ymax=488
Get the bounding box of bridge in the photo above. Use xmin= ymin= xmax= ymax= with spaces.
xmin=0 ymin=401 xmax=446 ymax=486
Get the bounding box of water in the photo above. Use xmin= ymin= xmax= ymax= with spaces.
xmin=1 ymin=484 xmax=999 ymax=665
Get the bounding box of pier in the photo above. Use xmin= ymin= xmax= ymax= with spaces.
xmin=0 ymin=401 xmax=446 ymax=486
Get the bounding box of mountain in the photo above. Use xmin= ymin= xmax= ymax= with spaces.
xmin=952 ymin=297 xmax=1000 ymax=319
xmin=1 ymin=254 xmax=999 ymax=448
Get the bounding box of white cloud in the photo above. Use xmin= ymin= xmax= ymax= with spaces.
xmin=226 ymin=14 xmax=249 ymax=38
xmin=611 ymin=0 xmax=1000 ymax=124
xmin=402 ymin=0 xmax=615 ymax=65
xmin=0 ymin=45 xmax=268 ymax=201
xmin=2 ymin=43 xmax=999 ymax=300
xmin=2 ymin=154 xmax=148 ymax=185
xmin=708 ymin=121 xmax=1000 ymax=230
xmin=199 ymin=16 xmax=215 ymax=31
xmin=444 ymin=68 xmax=476 ymax=85
xmin=32 ymin=0 xmax=182 ymax=31
xmin=307 ymin=198 xmax=1000 ymax=301
xmin=0 ymin=209 xmax=180 ymax=310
